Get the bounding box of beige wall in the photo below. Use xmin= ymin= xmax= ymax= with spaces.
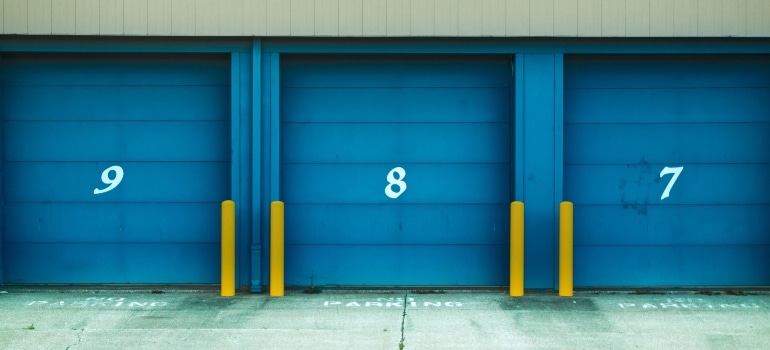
xmin=1 ymin=0 xmax=769 ymax=37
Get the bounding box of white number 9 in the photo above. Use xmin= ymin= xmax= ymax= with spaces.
xmin=94 ymin=165 xmax=124 ymax=195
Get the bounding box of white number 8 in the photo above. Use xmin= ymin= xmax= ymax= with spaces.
xmin=385 ymin=167 xmax=407 ymax=199
xmin=94 ymin=165 xmax=124 ymax=195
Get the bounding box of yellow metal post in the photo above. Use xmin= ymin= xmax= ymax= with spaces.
xmin=510 ymin=201 xmax=524 ymax=297
xmin=270 ymin=201 xmax=285 ymax=297
xmin=221 ymin=200 xmax=236 ymax=297
xmin=559 ymin=201 xmax=574 ymax=297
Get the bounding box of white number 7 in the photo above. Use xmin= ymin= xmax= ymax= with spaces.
xmin=659 ymin=166 xmax=683 ymax=200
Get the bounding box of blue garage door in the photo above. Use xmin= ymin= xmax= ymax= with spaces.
xmin=282 ymin=55 xmax=512 ymax=287
xmin=2 ymin=53 xmax=230 ymax=283
xmin=565 ymin=55 xmax=770 ymax=287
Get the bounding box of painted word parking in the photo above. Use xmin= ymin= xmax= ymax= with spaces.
xmin=324 ymin=297 xmax=462 ymax=308
xmin=618 ymin=297 xmax=761 ymax=310
xmin=25 ymin=297 xmax=168 ymax=308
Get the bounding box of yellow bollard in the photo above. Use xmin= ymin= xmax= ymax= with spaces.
xmin=559 ymin=201 xmax=574 ymax=297
xmin=270 ymin=201 xmax=285 ymax=297
xmin=221 ymin=200 xmax=236 ymax=297
xmin=510 ymin=201 xmax=525 ymax=297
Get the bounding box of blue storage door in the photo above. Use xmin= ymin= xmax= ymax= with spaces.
xmin=282 ymin=55 xmax=512 ymax=286
xmin=565 ymin=55 xmax=770 ymax=287
xmin=2 ymin=53 xmax=230 ymax=283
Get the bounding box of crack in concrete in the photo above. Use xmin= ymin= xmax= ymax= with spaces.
xmin=399 ymin=293 xmax=408 ymax=350
xmin=65 ymin=328 xmax=84 ymax=350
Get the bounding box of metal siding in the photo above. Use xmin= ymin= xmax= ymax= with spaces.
xmin=338 ymin=0 xmax=363 ymax=36
xmin=243 ymin=0 xmax=268 ymax=36
xmin=291 ymin=0 xmax=314 ymax=36
xmin=564 ymin=54 xmax=770 ymax=287
xmin=147 ymin=0 xmax=171 ymax=35
xmin=673 ymin=0 xmax=698 ymax=37
xmin=554 ymin=0 xmax=577 ymax=37
xmin=99 ymin=0 xmax=123 ymax=35
xmin=266 ymin=0 xmax=291 ymax=35
xmin=649 ymin=0 xmax=673 ymax=36
xmin=410 ymin=0 xmax=434 ymax=36
xmin=219 ymin=0 xmax=243 ymax=35
xmin=171 ymin=0 xmax=195 ymax=35
xmin=458 ymin=0 xmax=482 ymax=36
xmin=529 ymin=0 xmax=554 ymax=36
xmin=362 ymin=0 xmax=386 ymax=36
xmin=625 ymin=0 xmax=650 ymax=37
xmin=747 ymin=0 xmax=770 ymax=37
xmin=722 ymin=0 xmax=746 ymax=37
xmin=75 ymin=0 xmax=99 ymax=35
xmin=123 ymin=0 xmax=147 ymax=35
xmin=601 ymin=0 xmax=625 ymax=36
xmin=577 ymin=0 xmax=601 ymax=36
xmin=28 ymin=0 xmax=53 ymax=35
xmin=5 ymin=0 xmax=28 ymax=34
xmin=482 ymin=0 xmax=506 ymax=36
xmin=435 ymin=0 xmax=458 ymax=36
xmin=387 ymin=0 xmax=410 ymax=36
xmin=698 ymin=0 xmax=722 ymax=37
xmin=2 ymin=53 xmax=230 ymax=284
xmin=51 ymin=0 xmax=76 ymax=34
xmin=280 ymin=55 xmax=512 ymax=286
xmin=315 ymin=0 xmax=340 ymax=36
xmin=195 ymin=0 xmax=220 ymax=36
xmin=506 ymin=0 xmax=529 ymax=36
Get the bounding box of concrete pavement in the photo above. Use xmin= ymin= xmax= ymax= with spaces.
xmin=1 ymin=287 xmax=769 ymax=349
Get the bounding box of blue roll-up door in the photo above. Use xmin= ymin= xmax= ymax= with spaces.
xmin=281 ymin=55 xmax=512 ymax=286
xmin=2 ymin=53 xmax=230 ymax=283
xmin=565 ymin=55 xmax=770 ymax=287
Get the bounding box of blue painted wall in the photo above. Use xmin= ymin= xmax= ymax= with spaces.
xmin=0 ymin=38 xmax=768 ymax=289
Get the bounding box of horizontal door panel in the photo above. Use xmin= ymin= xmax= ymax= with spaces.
xmin=284 ymin=123 xmax=509 ymax=164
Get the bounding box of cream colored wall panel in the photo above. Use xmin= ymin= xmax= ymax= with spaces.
xmin=458 ymin=0 xmax=482 ymax=36
xmin=721 ymin=0 xmax=746 ymax=37
xmin=171 ymin=0 xmax=195 ymax=35
xmin=100 ymin=0 xmax=123 ymax=35
xmin=530 ymin=0 xmax=553 ymax=36
xmin=315 ymin=0 xmax=339 ymax=36
xmin=219 ymin=0 xmax=243 ymax=35
xmin=386 ymin=0 xmax=410 ymax=36
xmin=362 ymin=0 xmax=385 ymax=35
xmin=482 ymin=0 xmax=506 ymax=36
xmin=673 ymin=0 xmax=697 ymax=36
xmin=76 ymin=0 xmax=99 ymax=34
xmin=291 ymin=0 xmax=314 ymax=35
xmin=195 ymin=0 xmax=219 ymax=35
xmin=52 ymin=0 xmax=76 ymax=34
xmin=123 ymin=0 xmax=147 ymax=35
xmin=649 ymin=0 xmax=673 ymax=36
xmin=147 ymin=0 xmax=171 ymax=35
xmin=267 ymin=0 xmax=290 ymax=35
xmin=553 ymin=0 xmax=577 ymax=36
xmin=338 ymin=0 xmax=362 ymax=35
xmin=506 ymin=0 xmax=529 ymax=36
xmin=29 ymin=0 xmax=53 ymax=34
xmin=697 ymin=0 xmax=721 ymax=36
xmin=625 ymin=0 xmax=650 ymax=37
xmin=577 ymin=0 xmax=600 ymax=36
xmin=601 ymin=0 xmax=624 ymax=36
xmin=747 ymin=0 xmax=770 ymax=36
xmin=435 ymin=0 xmax=458 ymax=36
xmin=243 ymin=0 xmax=267 ymax=36
xmin=410 ymin=0 xmax=434 ymax=36
xmin=5 ymin=0 xmax=28 ymax=33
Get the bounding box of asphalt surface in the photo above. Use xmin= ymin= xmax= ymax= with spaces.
xmin=1 ymin=287 xmax=769 ymax=349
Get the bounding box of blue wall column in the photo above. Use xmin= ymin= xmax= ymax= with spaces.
xmin=250 ymin=39 xmax=263 ymax=292
xmin=515 ymin=53 xmax=564 ymax=290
